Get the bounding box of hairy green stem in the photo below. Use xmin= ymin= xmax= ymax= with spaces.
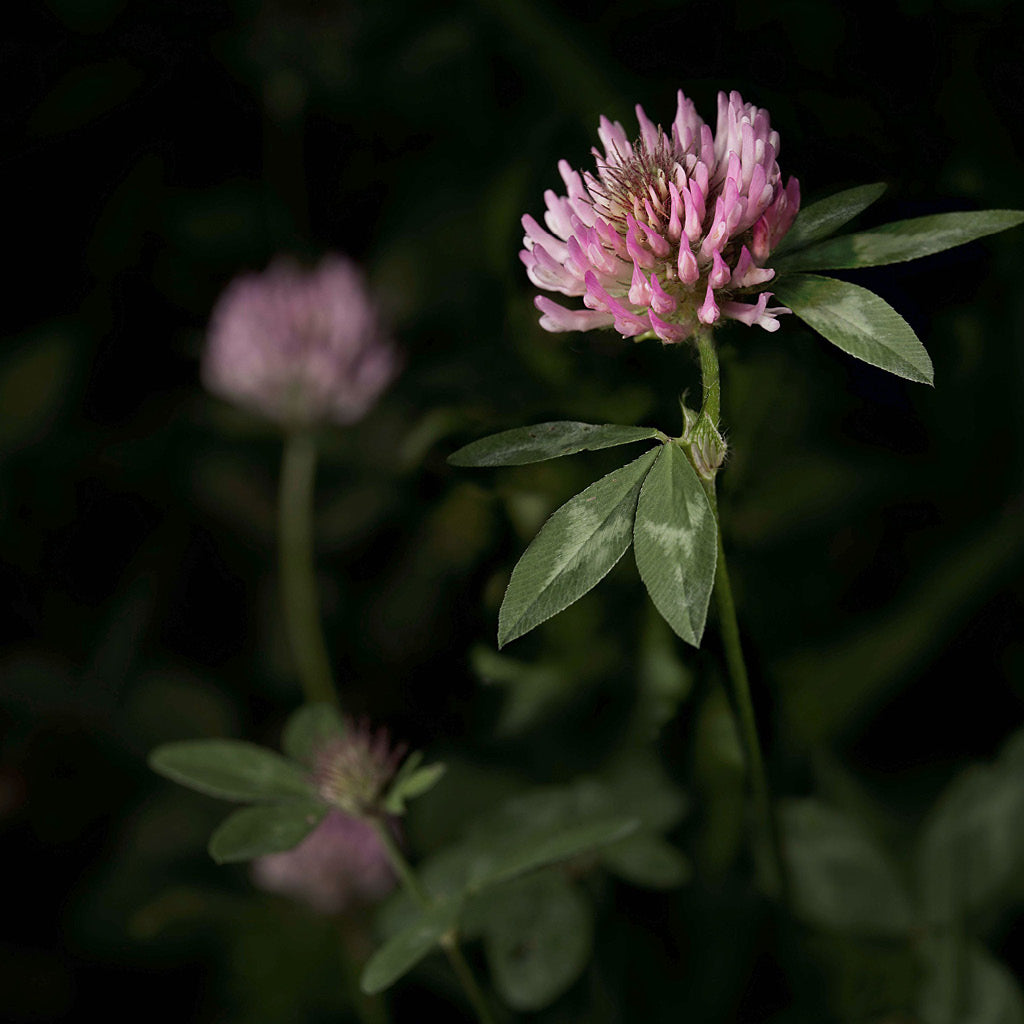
xmin=279 ymin=431 xmax=337 ymax=706
xmin=371 ymin=820 xmax=496 ymax=1024
xmin=693 ymin=327 xmax=789 ymax=903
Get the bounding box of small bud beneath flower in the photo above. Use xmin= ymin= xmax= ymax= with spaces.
xmin=688 ymin=414 xmax=727 ymax=480
xmin=202 ymin=255 xmax=400 ymax=428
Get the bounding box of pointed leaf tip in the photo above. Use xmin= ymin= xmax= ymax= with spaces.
xmin=449 ymin=421 xmax=662 ymax=467
xmin=773 ymin=274 xmax=934 ymax=385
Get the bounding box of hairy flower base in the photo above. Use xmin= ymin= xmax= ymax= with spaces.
xmin=522 ymin=90 xmax=800 ymax=343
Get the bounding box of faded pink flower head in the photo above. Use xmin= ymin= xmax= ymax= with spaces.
xmin=312 ymin=717 xmax=406 ymax=817
xmin=251 ymin=810 xmax=395 ymax=914
xmin=521 ymin=89 xmax=800 ymax=343
xmin=203 ymin=255 xmax=399 ymax=427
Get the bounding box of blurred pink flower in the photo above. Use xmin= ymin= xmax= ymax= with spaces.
xmin=251 ymin=810 xmax=395 ymax=914
xmin=521 ymin=89 xmax=800 ymax=342
xmin=313 ymin=717 xmax=406 ymax=817
xmin=203 ymin=255 xmax=399 ymax=426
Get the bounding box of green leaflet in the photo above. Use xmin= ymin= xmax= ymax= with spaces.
xmin=384 ymin=758 xmax=447 ymax=814
xmin=481 ymin=873 xmax=593 ymax=1011
xmin=208 ymin=800 xmax=327 ymax=864
xmin=773 ymin=208 xmax=1024 ymax=273
xmin=360 ymin=899 xmax=462 ymax=995
xmin=448 ymin=421 xmax=662 ymax=467
xmin=477 ymin=815 xmax=640 ymax=889
xmin=781 ymin=799 xmax=913 ymax=936
xmin=600 ymin=832 xmax=692 ymax=889
xmin=497 ymin=446 xmax=660 ymax=647
xmin=773 ymin=274 xmax=934 ymax=384
xmin=917 ymin=728 xmax=1024 ymax=923
xmin=774 ymin=182 xmax=887 ymax=255
xmin=148 ymin=739 xmax=315 ymax=802
xmin=918 ymin=938 xmax=1024 ymax=1024
xmin=280 ymin=702 xmax=344 ymax=767
xmin=633 ymin=443 xmax=718 ymax=647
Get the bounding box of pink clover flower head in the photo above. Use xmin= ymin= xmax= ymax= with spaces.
xmin=521 ymin=90 xmax=801 ymax=343
xmin=202 ymin=255 xmax=400 ymax=427
xmin=251 ymin=810 xmax=395 ymax=914
xmin=312 ymin=717 xmax=406 ymax=817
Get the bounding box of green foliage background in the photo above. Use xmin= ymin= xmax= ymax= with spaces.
xmin=4 ymin=0 xmax=1023 ymax=1021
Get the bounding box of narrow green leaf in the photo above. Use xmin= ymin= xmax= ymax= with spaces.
xmin=773 ymin=274 xmax=934 ymax=384
xmin=634 ymin=443 xmax=718 ymax=647
xmin=478 ymin=815 xmax=640 ymax=889
xmin=448 ymin=421 xmax=662 ymax=467
xmin=208 ymin=800 xmax=327 ymax=863
xmin=360 ymin=900 xmax=461 ymax=995
xmin=384 ymin=760 xmax=447 ymax=814
xmin=497 ymin=447 xmax=660 ymax=647
xmin=148 ymin=740 xmax=314 ymax=802
xmin=782 ymin=799 xmax=913 ymax=936
xmin=774 ymin=182 xmax=887 ymax=255
xmin=281 ymin=703 xmax=345 ymax=766
xmin=601 ymin=832 xmax=692 ymax=889
xmin=481 ymin=873 xmax=593 ymax=1011
xmin=773 ymin=209 xmax=1024 ymax=273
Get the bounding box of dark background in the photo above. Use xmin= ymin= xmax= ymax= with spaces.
xmin=4 ymin=0 xmax=1023 ymax=1021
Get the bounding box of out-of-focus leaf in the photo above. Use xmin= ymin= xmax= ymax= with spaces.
xmin=148 ymin=740 xmax=314 ymax=802
xmin=384 ymin=760 xmax=447 ymax=814
xmin=773 ymin=209 xmax=1024 ymax=273
xmin=919 ymin=938 xmax=1024 ymax=1024
xmin=599 ymin=756 xmax=688 ymax=833
xmin=478 ymin=815 xmax=639 ymax=889
xmin=360 ymin=899 xmax=461 ymax=995
xmin=0 ymin=329 xmax=76 ymax=453
xmin=918 ymin=729 xmax=1024 ymax=922
xmin=773 ymin=274 xmax=934 ymax=384
xmin=782 ymin=799 xmax=913 ymax=935
xmin=481 ymin=873 xmax=593 ymax=1011
xmin=448 ymin=421 xmax=663 ymax=467
xmin=498 ymin=448 xmax=659 ymax=647
xmin=634 ymin=442 xmax=718 ymax=647
xmin=281 ymin=703 xmax=345 ymax=767
xmin=208 ymin=800 xmax=327 ymax=863
xmin=773 ymin=182 xmax=887 ymax=255
xmin=633 ymin=610 xmax=694 ymax=739
xmin=470 ymin=646 xmax=570 ymax=736
xmin=693 ymin=687 xmax=745 ymax=879
xmin=600 ymin=833 xmax=691 ymax=889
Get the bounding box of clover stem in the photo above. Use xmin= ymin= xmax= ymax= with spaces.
xmin=279 ymin=431 xmax=338 ymax=707
xmin=370 ymin=819 xmax=496 ymax=1024
xmin=693 ymin=327 xmax=790 ymax=905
